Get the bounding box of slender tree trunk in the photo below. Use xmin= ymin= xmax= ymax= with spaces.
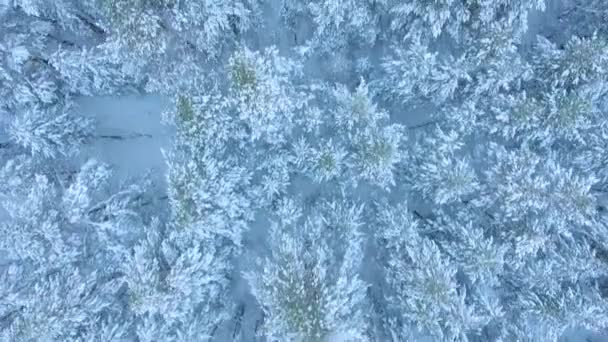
xmin=232 ymin=303 xmax=246 ymax=339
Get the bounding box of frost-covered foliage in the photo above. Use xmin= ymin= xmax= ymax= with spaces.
xmin=293 ymin=78 xmax=407 ymax=191
xmin=559 ymin=0 xmax=608 ymax=38
xmin=411 ymin=127 xmax=479 ymax=205
xmin=101 ymin=0 xmax=260 ymax=59
xmin=0 ymin=9 xmax=59 ymax=116
xmin=0 ymin=157 xmax=146 ymax=341
xmin=245 ymin=198 xmax=369 ymax=341
xmin=388 ymin=0 xmax=545 ymax=41
xmin=2 ymin=0 xmax=608 ymax=341
xmin=375 ymin=202 xmax=493 ymax=341
xmin=164 ymin=124 xmax=254 ymax=249
xmin=0 ymin=0 xmax=132 ymax=109
xmin=8 ymin=104 xmax=93 ymax=158
xmin=120 ymin=218 xmax=233 ymax=342
xmin=226 ymin=46 xmax=310 ymax=145
xmin=97 ymin=0 xmax=263 ymax=95
xmin=381 ymin=20 xmax=532 ymax=109
xmin=381 ymin=38 xmax=471 ymax=105
xmin=0 ymin=264 xmax=125 ymax=342
xmin=281 ymin=0 xmax=386 ymax=60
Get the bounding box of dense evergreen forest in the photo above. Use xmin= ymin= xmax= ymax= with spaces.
xmin=1 ymin=0 xmax=608 ymax=341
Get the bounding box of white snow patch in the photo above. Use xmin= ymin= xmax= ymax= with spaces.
xmin=75 ymin=94 xmax=172 ymax=192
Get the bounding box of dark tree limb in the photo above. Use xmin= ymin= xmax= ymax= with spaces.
xmin=408 ymin=119 xmax=445 ymax=130
xmin=75 ymin=13 xmax=106 ymax=36
xmin=96 ymin=133 xmax=154 ymax=140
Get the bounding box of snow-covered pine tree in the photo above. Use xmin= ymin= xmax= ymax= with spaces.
xmin=8 ymin=103 xmax=93 ymax=159
xmin=556 ymin=0 xmax=608 ymax=39
xmin=0 ymin=0 xmax=130 ymax=104
xmin=163 ymin=79 xmax=256 ymax=250
xmin=0 ymin=263 xmax=126 ymax=342
xmin=0 ymin=4 xmax=62 ymax=117
xmin=155 ymin=78 xmax=263 ymax=339
xmin=119 ymin=217 xmax=233 ymax=342
xmin=226 ymin=46 xmax=310 ymax=146
xmin=0 ymin=157 xmax=146 ymax=341
xmin=376 ymin=1 xmax=608 ymax=340
xmin=101 ymin=0 xmax=260 ymax=59
xmin=410 ymin=126 xmax=479 ymax=206
xmin=388 ymin=0 xmax=545 ymax=42
xmin=223 ymin=45 xmax=315 ymax=209
xmin=98 ymin=0 xmax=264 ymax=95
xmin=245 ymin=197 xmax=369 ymax=341
xmin=292 ymin=78 xmax=406 ymax=192
xmin=2 ymin=0 xmax=608 ymax=340
xmin=277 ymin=0 xmax=394 ymax=82
xmin=375 ymin=201 xmax=492 ymax=341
